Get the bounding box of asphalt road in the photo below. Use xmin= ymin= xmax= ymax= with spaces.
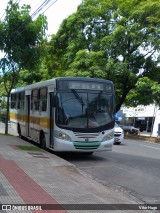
xmin=59 ymin=139 xmax=160 ymax=204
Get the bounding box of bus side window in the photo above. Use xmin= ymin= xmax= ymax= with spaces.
xmin=20 ymin=92 xmax=25 ymax=109
xmin=40 ymin=87 xmax=47 ymax=112
xmin=15 ymin=92 xmax=25 ymax=110
xmin=31 ymin=89 xmax=40 ymax=111
xmin=11 ymin=93 xmax=17 ymax=109
xmin=17 ymin=93 xmax=20 ymax=109
xmin=22 ymin=92 xmax=25 ymax=109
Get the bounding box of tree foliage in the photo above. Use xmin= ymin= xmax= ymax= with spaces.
xmin=0 ymin=1 xmax=47 ymax=133
xmin=125 ymin=76 xmax=160 ymax=107
xmin=45 ymin=0 xmax=160 ymax=111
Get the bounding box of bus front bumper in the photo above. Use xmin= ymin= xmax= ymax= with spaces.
xmin=53 ymin=138 xmax=114 ymax=152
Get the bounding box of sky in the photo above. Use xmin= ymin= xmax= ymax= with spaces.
xmin=0 ymin=0 xmax=82 ymax=35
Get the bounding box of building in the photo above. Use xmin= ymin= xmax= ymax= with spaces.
xmin=120 ymin=105 xmax=160 ymax=137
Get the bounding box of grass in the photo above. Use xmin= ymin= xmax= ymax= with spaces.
xmin=16 ymin=145 xmax=42 ymax=151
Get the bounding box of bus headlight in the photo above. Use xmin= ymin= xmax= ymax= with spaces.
xmin=102 ymin=131 xmax=114 ymax=142
xmin=55 ymin=131 xmax=72 ymax=141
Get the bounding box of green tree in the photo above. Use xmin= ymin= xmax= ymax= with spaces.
xmin=0 ymin=1 xmax=47 ymax=134
xmin=125 ymin=76 xmax=160 ymax=107
xmin=46 ymin=0 xmax=160 ymax=111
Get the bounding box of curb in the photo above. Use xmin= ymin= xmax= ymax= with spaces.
xmin=125 ymin=134 xmax=160 ymax=144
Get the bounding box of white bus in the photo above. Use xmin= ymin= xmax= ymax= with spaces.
xmin=10 ymin=77 xmax=115 ymax=154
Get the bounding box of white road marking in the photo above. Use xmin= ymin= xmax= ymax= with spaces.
xmin=139 ymin=144 xmax=160 ymax=150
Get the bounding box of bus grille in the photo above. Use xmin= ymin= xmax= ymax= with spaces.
xmin=73 ymin=132 xmax=100 ymax=139
xmin=73 ymin=142 xmax=100 ymax=150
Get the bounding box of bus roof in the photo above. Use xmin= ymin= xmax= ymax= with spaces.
xmin=11 ymin=77 xmax=113 ymax=93
xmin=11 ymin=78 xmax=56 ymax=93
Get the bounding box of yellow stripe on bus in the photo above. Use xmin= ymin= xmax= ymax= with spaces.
xmin=10 ymin=112 xmax=51 ymax=129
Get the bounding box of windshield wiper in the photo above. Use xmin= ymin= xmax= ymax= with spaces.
xmin=72 ymin=89 xmax=84 ymax=106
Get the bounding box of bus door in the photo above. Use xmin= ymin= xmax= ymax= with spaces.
xmin=26 ymin=95 xmax=30 ymax=137
xmin=50 ymin=92 xmax=54 ymax=147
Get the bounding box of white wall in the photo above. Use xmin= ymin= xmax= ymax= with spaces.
xmin=152 ymin=108 xmax=160 ymax=137
xmin=123 ymin=105 xmax=155 ymax=118
xmin=122 ymin=105 xmax=160 ymax=136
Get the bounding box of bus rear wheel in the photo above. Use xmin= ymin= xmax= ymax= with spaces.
xmin=40 ymin=134 xmax=46 ymax=150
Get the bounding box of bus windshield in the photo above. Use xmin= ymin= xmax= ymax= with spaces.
xmin=56 ymin=90 xmax=114 ymax=130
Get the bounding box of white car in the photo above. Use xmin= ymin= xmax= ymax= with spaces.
xmin=114 ymin=123 xmax=124 ymax=144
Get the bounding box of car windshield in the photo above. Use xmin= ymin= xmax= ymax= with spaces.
xmin=56 ymin=90 xmax=114 ymax=129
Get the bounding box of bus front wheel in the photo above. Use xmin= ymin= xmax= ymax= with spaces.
xmin=40 ymin=133 xmax=46 ymax=150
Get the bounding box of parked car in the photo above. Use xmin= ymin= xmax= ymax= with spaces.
xmin=114 ymin=123 xmax=124 ymax=144
xmin=119 ymin=125 xmax=140 ymax=135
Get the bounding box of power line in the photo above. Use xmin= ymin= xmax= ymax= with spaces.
xmin=42 ymin=0 xmax=58 ymax=14
xmin=0 ymin=0 xmax=59 ymax=25
xmin=29 ymin=0 xmax=42 ymax=16
xmin=31 ymin=0 xmax=58 ymax=19
xmin=0 ymin=0 xmax=50 ymax=75
xmin=0 ymin=0 xmax=22 ymax=21
xmin=0 ymin=0 xmax=59 ymax=73
xmin=31 ymin=0 xmax=51 ymax=18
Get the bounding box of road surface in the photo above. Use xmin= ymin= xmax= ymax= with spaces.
xmin=58 ymin=139 xmax=160 ymax=204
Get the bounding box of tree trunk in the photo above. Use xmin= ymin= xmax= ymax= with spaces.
xmin=116 ymin=89 xmax=130 ymax=112
xmin=5 ymin=94 xmax=10 ymax=134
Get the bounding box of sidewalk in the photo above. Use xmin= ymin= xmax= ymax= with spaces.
xmin=0 ymin=128 xmax=155 ymax=212
xmin=125 ymin=131 xmax=160 ymax=144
